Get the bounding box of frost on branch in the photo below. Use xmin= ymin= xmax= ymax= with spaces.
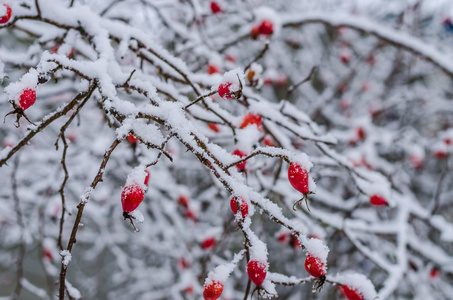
xmin=1 ymin=0 xmax=453 ymax=299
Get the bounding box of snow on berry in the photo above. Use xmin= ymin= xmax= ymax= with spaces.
xmin=127 ymin=133 xmax=139 ymax=144
xmin=0 ymin=2 xmax=12 ymax=24
xmin=247 ymin=260 xmax=267 ymax=286
xmin=252 ymin=7 xmax=280 ymax=37
xmin=217 ymin=68 xmax=245 ymax=99
xmin=304 ymin=238 xmax=329 ymax=277
xmin=240 ymin=113 xmax=262 ymax=130
xmin=330 ymin=273 xmax=377 ymax=300
xmin=230 ymin=197 xmax=248 ymax=218
xmin=5 ymin=70 xmax=39 ymax=109
xmin=355 ymin=172 xmax=392 ymax=206
xmin=121 ymin=183 xmax=144 ymax=213
xmin=204 ymin=250 xmax=245 ymax=299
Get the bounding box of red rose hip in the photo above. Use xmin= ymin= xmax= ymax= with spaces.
xmin=232 ymin=149 xmax=247 ymax=170
xmin=258 ymin=20 xmax=273 ymax=35
xmin=0 ymin=3 xmax=12 ymax=24
xmin=210 ymin=1 xmax=222 ymax=14
xmin=230 ymin=197 xmax=248 ymax=218
xmin=369 ymin=194 xmax=387 ymax=206
xmin=121 ymin=183 xmax=144 ymax=212
xmin=19 ymin=89 xmax=36 ymax=110
xmin=247 ymin=260 xmax=267 ymax=286
xmin=288 ymin=162 xmax=309 ymax=194
xmin=218 ymin=82 xmax=233 ymax=99
xmin=342 ymin=285 xmax=364 ymax=300
xmin=304 ymin=254 xmax=326 ymax=278
xmin=240 ymin=113 xmax=262 ymax=129
xmin=203 ymin=281 xmax=224 ymax=300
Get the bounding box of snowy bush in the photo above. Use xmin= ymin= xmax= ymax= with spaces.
xmin=1 ymin=0 xmax=452 ymax=299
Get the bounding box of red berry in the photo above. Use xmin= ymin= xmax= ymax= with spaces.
xmin=247 ymin=260 xmax=267 ymax=286
xmin=232 ymin=149 xmax=247 ymax=170
xmin=240 ymin=113 xmax=262 ymax=129
xmin=263 ymin=135 xmax=276 ymax=147
xmin=369 ymin=194 xmax=387 ymax=206
xmin=19 ymin=89 xmax=36 ymax=110
xmin=43 ymin=248 xmax=53 ymax=261
xmin=203 ymin=281 xmax=224 ymax=300
xmin=356 ymin=127 xmax=366 ymax=141
xmin=259 ymin=20 xmax=273 ymax=35
xmin=289 ymin=234 xmax=301 ymax=248
xmin=144 ymin=169 xmax=150 ymax=185
xmin=434 ymin=150 xmax=448 ymax=159
xmin=208 ymin=64 xmax=220 ymax=75
xmin=277 ymin=233 xmax=289 ymax=244
xmin=185 ymin=209 xmax=197 ymax=221
xmin=184 ymin=286 xmax=194 ymax=294
xmin=178 ymin=257 xmax=190 ymax=269
xmin=127 ymin=133 xmax=139 ymax=144
xmin=409 ymin=155 xmax=424 ymax=170
xmin=430 ymin=267 xmax=440 ymax=279
xmin=340 ymin=52 xmax=351 ymax=64
xmin=444 ymin=138 xmax=452 ymax=145
xmin=342 ymin=285 xmax=364 ymax=300
xmin=0 ymin=3 xmax=12 ymax=24
xmin=121 ymin=183 xmax=144 ymax=212
xmin=210 ymin=1 xmax=222 ymax=14
xmin=288 ymin=163 xmax=309 ymax=194
xmin=304 ymin=254 xmax=326 ymax=278
xmin=218 ymin=82 xmax=233 ymax=99
xmin=202 ymin=237 xmax=216 ymax=250
xmin=208 ymin=123 xmax=220 ymax=133
xmin=178 ymin=195 xmax=189 ymax=207
xmin=230 ymin=197 xmax=248 ymax=218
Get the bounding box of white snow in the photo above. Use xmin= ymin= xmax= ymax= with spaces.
xmin=330 ymin=273 xmax=377 ymax=300
xmin=60 ymin=250 xmax=72 ymax=266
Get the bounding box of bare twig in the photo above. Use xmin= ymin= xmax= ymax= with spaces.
xmin=285 ymin=66 xmax=317 ymax=99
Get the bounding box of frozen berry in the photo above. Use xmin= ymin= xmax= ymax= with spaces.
xmin=240 ymin=113 xmax=262 ymax=129
xmin=208 ymin=64 xmax=220 ymax=75
xmin=259 ymin=20 xmax=273 ymax=35
xmin=210 ymin=1 xmax=222 ymax=14
xmin=0 ymin=3 xmax=12 ymax=24
xmin=251 ymin=26 xmax=261 ymax=39
xmin=247 ymin=260 xmax=267 ymax=286
xmin=304 ymin=254 xmax=326 ymax=278
xmin=19 ymin=89 xmax=36 ymax=110
xmin=178 ymin=195 xmax=189 ymax=207
xmin=203 ymin=281 xmax=224 ymax=300
xmin=127 ymin=133 xmax=139 ymax=144
xmin=369 ymin=194 xmax=387 ymax=206
xmin=340 ymin=52 xmax=351 ymax=64
xmin=208 ymin=123 xmax=220 ymax=133
xmin=121 ymin=183 xmax=144 ymax=212
xmin=232 ymin=149 xmax=247 ymax=170
xmin=230 ymin=197 xmax=248 ymax=218
xmin=342 ymin=285 xmax=364 ymax=300
xmin=288 ymin=163 xmax=309 ymax=194
xmin=434 ymin=150 xmax=448 ymax=159
xmin=289 ymin=233 xmax=301 ymax=248
xmin=356 ymin=127 xmax=366 ymax=140
xmin=218 ymin=82 xmax=233 ymax=99
xmin=202 ymin=237 xmax=216 ymax=250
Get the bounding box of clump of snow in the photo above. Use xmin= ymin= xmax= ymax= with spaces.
xmin=254 ymin=6 xmax=281 ymax=36
xmin=304 ymin=238 xmax=329 ymax=266
xmin=330 ymin=273 xmax=377 ymax=300
xmin=0 ymin=60 xmax=5 ymax=83
xmin=288 ymin=152 xmax=313 ymax=172
xmin=220 ymin=68 xmax=245 ymax=92
xmin=355 ymin=171 xmax=392 ymax=205
xmin=4 ymin=69 xmax=39 ymax=101
xmin=236 ymin=125 xmax=261 ymax=152
xmin=308 ymin=176 xmax=317 ymax=193
xmin=60 ymin=250 xmax=72 ymax=266
xmin=249 ymin=234 xmax=269 ymax=263
xmin=130 ymin=209 xmax=144 ymax=223
xmin=125 ymin=165 xmax=147 ymax=191
xmin=260 ymin=279 xmax=277 ymax=298
xmin=65 ymin=280 xmax=82 ymax=299
xmin=205 ymin=250 xmax=245 ymax=285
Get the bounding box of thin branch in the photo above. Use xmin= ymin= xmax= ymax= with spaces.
xmin=285 ymin=66 xmax=317 ymax=99
xmin=58 ymin=138 xmax=121 ymax=300
xmin=35 ymin=0 xmax=41 ymax=16
xmin=11 ymin=156 xmax=26 ymax=300
xmin=430 ymin=157 xmax=450 ymax=215
xmin=244 ymin=42 xmax=270 ymax=72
